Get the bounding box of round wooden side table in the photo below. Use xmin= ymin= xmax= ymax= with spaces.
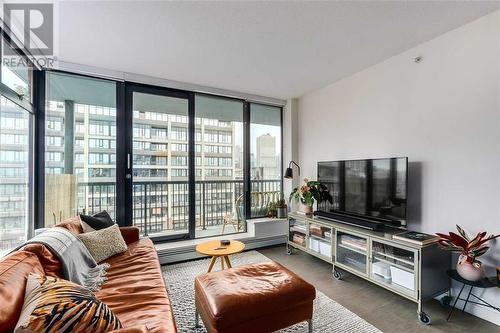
xmin=196 ymin=240 xmax=245 ymax=273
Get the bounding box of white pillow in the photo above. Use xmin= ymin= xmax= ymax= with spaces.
xmin=77 ymin=224 xmax=127 ymax=263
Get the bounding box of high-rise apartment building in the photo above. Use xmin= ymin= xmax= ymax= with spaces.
xmin=42 ymin=100 xmax=244 ymax=236
xmin=255 ymin=133 xmax=278 ymax=179
xmin=1 ymin=96 xmax=280 ymax=250
xmin=0 ymin=97 xmax=30 ymax=252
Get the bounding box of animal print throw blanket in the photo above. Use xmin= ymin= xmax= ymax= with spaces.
xmin=13 ymin=227 xmax=109 ymax=291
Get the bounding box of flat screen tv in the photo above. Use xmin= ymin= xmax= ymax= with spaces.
xmin=316 ymin=157 xmax=408 ymax=230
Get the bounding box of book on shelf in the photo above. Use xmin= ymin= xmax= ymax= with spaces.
xmin=393 ymin=231 xmax=437 ymax=245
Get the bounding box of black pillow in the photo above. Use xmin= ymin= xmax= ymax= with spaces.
xmin=80 ymin=210 xmax=114 ymax=231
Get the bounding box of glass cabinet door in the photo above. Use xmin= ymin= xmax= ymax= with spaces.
xmin=289 ymin=218 xmax=306 ymax=248
xmin=336 ymin=231 xmax=368 ymax=275
xmin=308 ymin=222 xmax=332 ymax=259
xmin=370 ymin=240 xmax=417 ymax=298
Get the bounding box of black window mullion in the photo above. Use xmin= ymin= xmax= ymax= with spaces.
xmin=188 ymin=92 xmax=196 ymax=238
xmin=116 ymin=81 xmax=128 ymax=226
xmin=243 ymin=101 xmax=251 ymax=220
xmin=33 ymin=70 xmax=45 ymax=229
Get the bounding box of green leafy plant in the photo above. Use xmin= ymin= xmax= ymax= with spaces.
xmin=436 ymin=225 xmax=499 ymax=263
xmin=289 ymin=178 xmax=333 ymax=207
xmin=267 ymin=201 xmax=277 ymax=218
xmin=276 ymin=192 xmax=287 ymax=208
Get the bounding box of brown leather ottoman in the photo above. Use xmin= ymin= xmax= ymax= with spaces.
xmin=194 ymin=261 xmax=316 ymax=333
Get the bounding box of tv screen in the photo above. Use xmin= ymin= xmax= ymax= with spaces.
xmin=317 ymin=157 xmax=407 ymax=227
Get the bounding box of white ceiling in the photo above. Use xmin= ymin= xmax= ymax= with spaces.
xmin=57 ymin=1 xmax=499 ymax=100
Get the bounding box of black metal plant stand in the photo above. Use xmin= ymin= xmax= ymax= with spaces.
xmin=446 ymin=269 xmax=499 ymax=322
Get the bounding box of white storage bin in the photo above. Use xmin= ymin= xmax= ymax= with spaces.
xmin=319 ymin=241 xmax=331 ymax=257
xmin=309 ymin=238 xmax=320 ymax=252
xmin=390 ymin=266 xmax=414 ymax=290
xmin=372 ymin=261 xmax=391 ymax=280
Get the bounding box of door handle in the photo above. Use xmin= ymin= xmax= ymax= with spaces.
xmin=127 ymin=153 xmax=131 ymax=169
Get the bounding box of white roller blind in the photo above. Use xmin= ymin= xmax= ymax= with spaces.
xmin=195 ymin=94 xmax=243 ymax=121
xmin=250 ymin=103 xmax=281 ymax=126
xmin=133 ymin=92 xmax=187 ymax=115
xmin=46 ymin=71 xmax=116 ymax=107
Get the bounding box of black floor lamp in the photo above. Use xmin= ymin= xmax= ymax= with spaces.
xmin=284 ymin=161 xmax=300 ymax=179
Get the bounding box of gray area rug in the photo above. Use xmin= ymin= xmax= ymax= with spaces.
xmin=162 ymin=251 xmax=382 ymax=333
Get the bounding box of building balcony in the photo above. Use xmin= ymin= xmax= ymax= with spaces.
xmin=76 ymin=179 xmax=281 ymax=238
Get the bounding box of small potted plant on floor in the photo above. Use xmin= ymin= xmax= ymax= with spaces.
xmin=276 ymin=192 xmax=287 ymax=218
xmin=436 ymin=225 xmax=499 ymax=281
xmin=289 ymin=178 xmax=332 ymax=215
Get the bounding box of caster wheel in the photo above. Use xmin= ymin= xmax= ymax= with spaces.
xmin=286 ymin=247 xmax=293 ymax=255
xmin=333 ymin=269 xmax=342 ymax=280
xmin=440 ymin=295 xmax=452 ymax=308
xmin=418 ymin=312 xmax=431 ymax=325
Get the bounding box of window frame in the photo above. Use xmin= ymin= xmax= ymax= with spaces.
xmin=34 ymin=70 xmax=283 ymax=242
xmin=0 ymin=29 xmax=37 ymax=250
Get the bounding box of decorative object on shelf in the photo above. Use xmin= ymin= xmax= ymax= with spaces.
xmin=436 ymin=225 xmax=499 ymax=281
xmin=289 ymin=178 xmax=332 ymax=215
xmin=276 ymin=192 xmax=288 ymax=218
xmin=284 ymin=160 xmax=301 ymax=179
xmin=393 ymin=231 xmax=437 ymax=246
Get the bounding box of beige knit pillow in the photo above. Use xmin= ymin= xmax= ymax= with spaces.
xmin=77 ymin=224 xmax=127 ymax=263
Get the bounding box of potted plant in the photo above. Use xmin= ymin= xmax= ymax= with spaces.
xmin=289 ymin=178 xmax=332 ymax=215
xmin=267 ymin=201 xmax=277 ymax=218
xmin=276 ymin=192 xmax=287 ymax=218
xmin=436 ymin=225 xmax=499 ymax=281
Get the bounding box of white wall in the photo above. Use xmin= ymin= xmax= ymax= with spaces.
xmin=296 ymin=11 xmax=500 ymax=324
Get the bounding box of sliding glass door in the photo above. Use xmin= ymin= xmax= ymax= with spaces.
xmin=128 ymin=87 xmax=190 ymax=239
xmin=39 ymin=72 xmax=282 ymax=242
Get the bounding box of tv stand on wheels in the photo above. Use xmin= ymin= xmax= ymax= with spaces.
xmin=286 ymin=212 xmax=450 ymax=325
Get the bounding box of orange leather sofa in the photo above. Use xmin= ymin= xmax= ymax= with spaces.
xmin=0 ymin=217 xmax=177 ymax=333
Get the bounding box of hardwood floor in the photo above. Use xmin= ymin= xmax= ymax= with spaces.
xmin=258 ymin=245 xmax=499 ymax=333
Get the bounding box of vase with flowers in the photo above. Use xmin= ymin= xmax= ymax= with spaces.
xmin=436 ymin=225 xmax=499 ymax=281
xmin=289 ymin=178 xmax=332 ymax=215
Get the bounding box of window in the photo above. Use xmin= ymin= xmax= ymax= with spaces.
xmin=44 ymin=72 xmax=117 ymax=226
xmin=195 ymin=94 xmax=244 ymax=237
xmin=36 ymin=71 xmax=283 ymax=243
xmin=132 ymin=91 xmax=189 ymax=236
xmin=250 ymin=103 xmax=282 ymax=217
xmin=204 ymin=130 xmax=218 ymax=143
xmin=0 ymin=97 xmax=31 ymax=254
xmin=46 ymin=117 xmax=62 ymax=131
xmin=171 ymin=127 xmax=187 ymax=141
xmin=171 ymin=168 xmax=188 ymax=178
xmin=152 ymin=127 xmax=168 ymax=139
xmin=171 ymin=156 xmax=187 ymax=166
xmin=171 ymin=143 xmax=187 ymax=152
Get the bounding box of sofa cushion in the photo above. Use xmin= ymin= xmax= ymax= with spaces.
xmin=56 ymin=215 xmax=83 ymax=235
xmin=0 ymin=251 xmax=44 ymax=332
xmin=77 ymin=224 xmax=128 ymax=263
xmin=95 ymin=238 xmax=177 ymax=333
xmin=15 ymin=274 xmax=122 ymax=333
xmin=80 ymin=210 xmax=115 ymax=232
xmin=22 ymin=243 xmax=63 ymax=278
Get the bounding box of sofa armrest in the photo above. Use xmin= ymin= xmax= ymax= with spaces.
xmin=110 ymin=325 xmax=150 ymax=333
xmin=120 ymin=227 xmax=140 ymax=244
